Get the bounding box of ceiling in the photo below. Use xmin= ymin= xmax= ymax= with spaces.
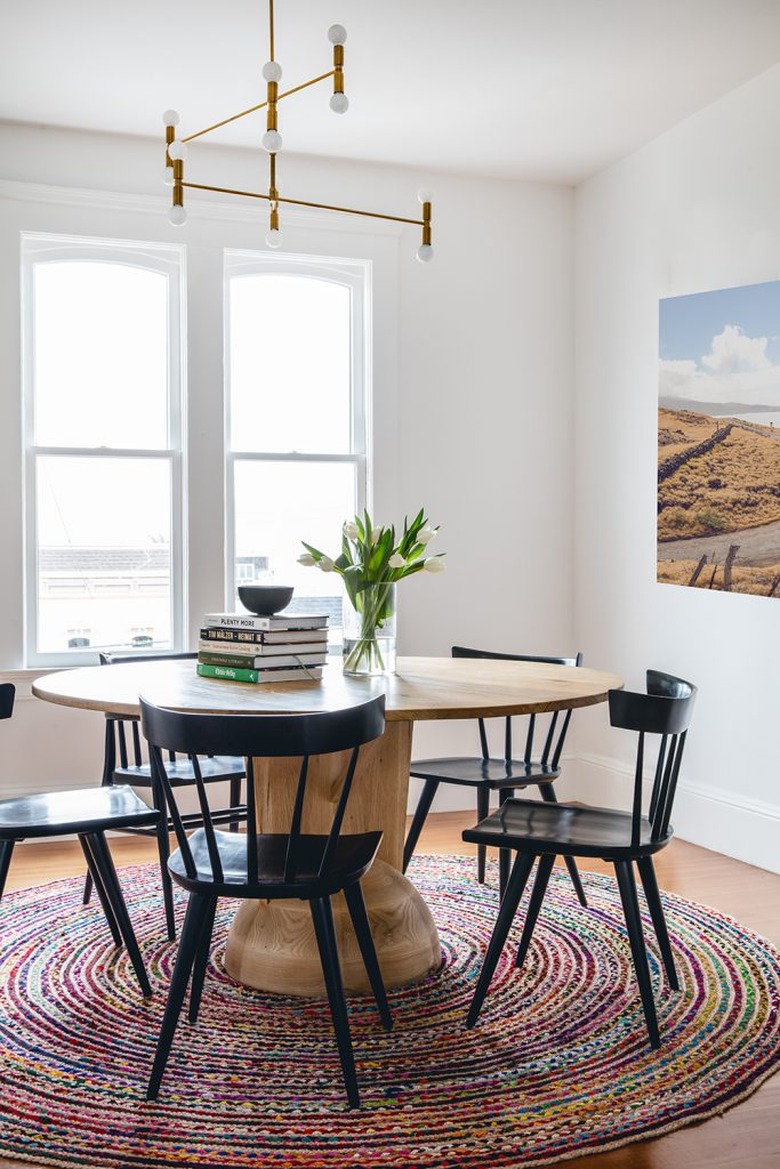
xmin=3 ymin=0 xmax=780 ymax=185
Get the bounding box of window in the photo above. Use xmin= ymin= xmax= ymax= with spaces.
xmin=225 ymin=253 xmax=370 ymax=636
xmin=22 ymin=235 xmax=184 ymax=665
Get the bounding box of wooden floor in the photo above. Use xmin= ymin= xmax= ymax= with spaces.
xmin=3 ymin=813 xmax=780 ymax=1169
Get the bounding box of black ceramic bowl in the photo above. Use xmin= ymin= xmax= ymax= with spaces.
xmin=238 ymin=585 xmax=294 ymax=616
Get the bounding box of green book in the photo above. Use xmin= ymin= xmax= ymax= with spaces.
xmin=196 ymin=662 xmax=323 ymax=684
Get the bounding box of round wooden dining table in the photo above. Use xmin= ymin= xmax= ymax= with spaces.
xmin=32 ymin=656 xmax=622 ymax=996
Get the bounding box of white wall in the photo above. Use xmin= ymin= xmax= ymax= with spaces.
xmin=0 ymin=123 xmax=576 ymax=805
xmin=573 ymin=65 xmax=780 ymax=873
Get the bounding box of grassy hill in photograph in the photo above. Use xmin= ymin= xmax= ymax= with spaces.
xmin=658 ymin=407 xmax=780 ymax=541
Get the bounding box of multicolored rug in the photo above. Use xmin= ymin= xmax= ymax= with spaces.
xmin=1 ymin=854 xmax=779 ymax=1168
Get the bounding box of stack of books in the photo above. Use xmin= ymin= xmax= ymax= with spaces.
xmin=197 ymin=611 xmax=330 ymax=684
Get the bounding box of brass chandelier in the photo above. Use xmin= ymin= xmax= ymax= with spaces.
xmin=163 ymin=0 xmax=433 ymax=261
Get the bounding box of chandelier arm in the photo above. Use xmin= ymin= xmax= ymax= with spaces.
xmin=181 ymin=181 xmax=425 ymax=227
xmin=183 ymin=104 xmax=269 ymax=143
xmin=181 ymin=73 xmax=336 ymax=145
xmin=277 ymin=71 xmax=336 ymax=102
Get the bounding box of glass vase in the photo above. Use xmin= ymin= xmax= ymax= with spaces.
xmin=342 ymin=581 xmax=396 ymax=676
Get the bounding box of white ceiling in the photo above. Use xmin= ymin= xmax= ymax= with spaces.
xmin=3 ymin=0 xmax=780 ymax=185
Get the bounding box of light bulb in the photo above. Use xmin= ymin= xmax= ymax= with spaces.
xmin=262 ymin=129 xmax=283 ymax=153
xmin=262 ymin=60 xmax=282 ymax=82
xmin=162 ymin=166 xmax=174 ymax=187
xmin=167 ymin=138 xmax=188 ymax=161
xmin=162 ymin=109 xmax=180 ymax=127
xmin=168 ymin=205 xmax=187 ymax=226
xmin=329 ymin=92 xmax=349 ymax=114
xmin=416 ymin=243 xmax=434 ymax=263
xmin=328 ymin=23 xmax=347 ymax=44
xmin=417 ymin=188 xmax=434 ymax=205
xmin=265 ymin=227 xmax=282 ymax=249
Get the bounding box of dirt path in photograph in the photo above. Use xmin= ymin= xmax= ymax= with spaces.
xmin=658 ymin=518 xmax=780 ymax=566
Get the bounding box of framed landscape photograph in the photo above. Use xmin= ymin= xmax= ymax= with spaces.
xmin=658 ymin=279 xmax=780 ymax=599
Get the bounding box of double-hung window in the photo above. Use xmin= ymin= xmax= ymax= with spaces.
xmin=225 ymin=251 xmax=369 ymax=635
xmin=22 ymin=234 xmax=184 ymax=666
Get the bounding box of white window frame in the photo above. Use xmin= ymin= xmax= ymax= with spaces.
xmin=223 ymin=249 xmax=371 ymax=605
xmin=21 ymin=232 xmax=186 ymax=667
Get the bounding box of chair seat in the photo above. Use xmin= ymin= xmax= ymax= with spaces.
xmin=0 ymin=784 xmax=161 ymax=839
xmin=410 ymin=755 xmax=560 ymax=789
xmin=463 ymin=798 xmax=671 ymax=859
xmin=113 ymin=754 xmax=245 ymax=787
xmin=168 ymin=827 xmax=384 ymax=897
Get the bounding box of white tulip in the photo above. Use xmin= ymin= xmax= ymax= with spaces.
xmin=423 ymin=556 xmax=445 ymax=573
xmin=389 ymin=552 xmax=406 ymax=569
xmin=343 ymin=521 xmax=359 ymax=540
xmin=298 ymin=553 xmax=316 ymax=566
xmin=417 ymin=525 xmax=436 ymax=546
xmin=370 ymin=528 xmax=383 ymax=544
xmin=319 ymin=556 xmax=335 ymax=572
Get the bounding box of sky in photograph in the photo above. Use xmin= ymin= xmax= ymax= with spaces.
xmin=659 ymin=279 xmax=780 ymax=410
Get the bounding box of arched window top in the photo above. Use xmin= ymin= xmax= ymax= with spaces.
xmin=32 ymin=260 xmax=169 ymax=449
xmin=228 ymin=267 xmax=360 ymax=456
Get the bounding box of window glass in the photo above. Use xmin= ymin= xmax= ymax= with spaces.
xmin=35 ymin=457 xmax=173 ymax=654
xmin=22 ymin=235 xmax=183 ymax=665
xmin=229 ymin=274 xmax=351 ymax=454
xmin=233 ymin=460 xmax=355 ymax=627
xmin=225 ymin=255 xmax=368 ymax=640
xmin=33 ymin=261 xmax=168 ymax=449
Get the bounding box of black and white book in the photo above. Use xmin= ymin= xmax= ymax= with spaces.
xmin=199 ymin=626 xmax=328 ymax=645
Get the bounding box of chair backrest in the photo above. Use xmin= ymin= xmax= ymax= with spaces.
xmin=0 ymin=683 xmax=15 ymax=721
xmin=451 ymin=646 xmax=583 ymax=770
xmin=99 ymin=652 xmax=197 ymax=773
xmin=608 ymin=669 xmax=697 ymax=846
xmin=139 ymin=695 xmax=386 ymax=886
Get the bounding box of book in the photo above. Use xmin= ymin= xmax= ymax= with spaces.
xmin=198 ymin=650 xmax=329 ymax=669
xmin=202 ymin=612 xmax=330 ymax=632
xmin=198 ymin=637 xmax=328 ymax=657
xmin=197 ymin=662 xmax=324 ymax=684
xmin=199 ymin=626 xmax=328 ymax=645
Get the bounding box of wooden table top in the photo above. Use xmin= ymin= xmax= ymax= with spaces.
xmin=32 ymin=657 xmax=623 ymax=722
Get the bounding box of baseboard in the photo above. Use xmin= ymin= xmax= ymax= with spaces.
xmin=576 ymin=753 xmax=780 ymax=876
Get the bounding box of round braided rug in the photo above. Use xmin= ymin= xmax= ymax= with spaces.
xmin=1 ymin=854 xmax=779 ymax=1168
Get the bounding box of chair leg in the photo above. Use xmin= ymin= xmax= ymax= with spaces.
xmin=539 ymin=785 xmax=587 ymax=907
xmin=476 ymin=787 xmax=490 ymax=884
xmin=403 ymin=778 xmax=439 ymax=873
xmin=466 ymin=851 xmax=536 ymax=1029
xmin=188 ymin=896 xmax=218 ymax=1024
xmin=497 ymin=789 xmax=515 ymax=898
xmin=86 ymin=832 xmax=152 ymax=998
xmin=151 ymin=778 xmax=176 ymax=941
xmin=636 ymin=855 xmax=679 ymax=991
xmin=147 ymin=893 xmax=210 ymax=1100
xmin=310 ymin=896 xmax=360 ymax=1109
xmin=516 ymin=853 xmax=555 ymax=969
xmin=83 ymin=721 xmax=116 ymax=907
xmin=79 ymin=834 xmax=122 ymax=947
xmin=0 ymin=839 xmax=16 ymax=901
xmin=343 ymin=881 xmax=392 ymax=1031
xmin=614 ymin=859 xmax=660 ymax=1049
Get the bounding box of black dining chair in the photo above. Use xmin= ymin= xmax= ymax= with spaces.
xmin=139 ymin=693 xmax=392 ymax=1109
xmin=0 ymin=682 xmax=159 ymax=997
xmin=82 ymin=651 xmax=247 ymax=940
xmin=464 ymin=669 xmax=697 ymax=1049
xmin=403 ymin=646 xmax=587 ymax=902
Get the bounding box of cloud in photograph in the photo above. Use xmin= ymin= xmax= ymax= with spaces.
xmin=660 ymin=324 xmax=780 ymax=408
